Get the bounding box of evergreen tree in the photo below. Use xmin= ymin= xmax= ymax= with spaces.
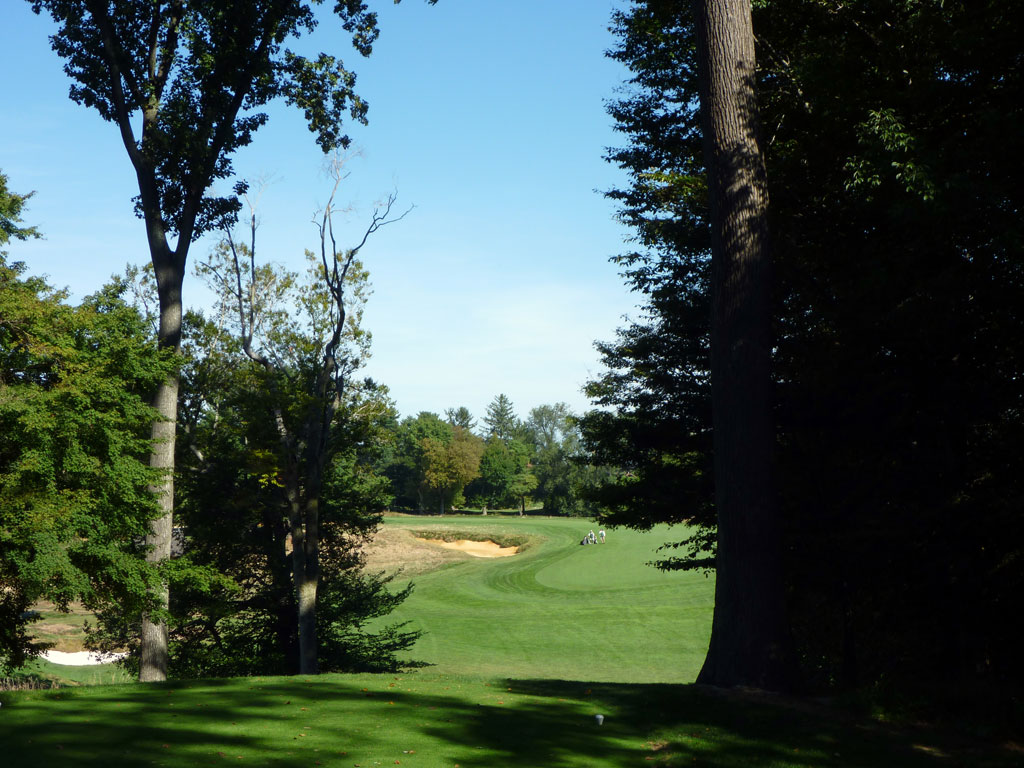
xmin=482 ymin=394 xmax=519 ymax=441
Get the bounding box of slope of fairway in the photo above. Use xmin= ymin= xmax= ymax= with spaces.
xmin=375 ymin=516 xmax=714 ymax=683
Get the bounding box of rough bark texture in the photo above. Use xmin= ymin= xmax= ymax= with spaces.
xmin=692 ymin=0 xmax=794 ymax=690
xmin=139 ymin=267 xmax=183 ymax=682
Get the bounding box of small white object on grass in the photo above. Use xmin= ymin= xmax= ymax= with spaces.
xmin=595 ymin=714 xmax=604 ymax=725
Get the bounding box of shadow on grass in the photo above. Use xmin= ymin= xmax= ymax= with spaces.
xmin=2 ymin=676 xmax=1018 ymax=767
xmin=3 ymin=678 xmax=626 ymax=767
xmin=504 ymin=679 xmax=1019 ymax=768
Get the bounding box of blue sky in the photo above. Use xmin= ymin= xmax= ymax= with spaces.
xmin=1 ymin=1 xmax=639 ymax=423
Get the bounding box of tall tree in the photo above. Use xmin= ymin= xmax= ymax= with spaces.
xmin=382 ymin=412 xmax=452 ymax=511
xmin=1 ymin=260 xmax=170 ymax=671
xmin=167 ymin=312 xmax=417 ymax=677
xmin=525 ymin=404 xmax=598 ymax=516
xmin=589 ymin=0 xmax=1024 ymax=703
xmin=31 ymin=0 xmax=434 ymax=681
xmin=421 ymin=427 xmax=484 ymax=514
xmin=472 ymin=436 xmax=531 ymax=510
xmin=691 ymin=0 xmax=793 ymax=690
xmin=190 ymin=170 xmax=405 ymax=674
xmin=482 ymin=394 xmax=518 ymax=441
xmin=444 ymin=406 xmax=476 ymax=432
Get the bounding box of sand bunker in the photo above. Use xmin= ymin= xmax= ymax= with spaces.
xmin=41 ymin=650 xmax=127 ymax=666
xmin=417 ymin=538 xmax=519 ymax=558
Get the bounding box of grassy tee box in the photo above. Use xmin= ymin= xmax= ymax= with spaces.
xmin=2 ymin=671 xmax=1007 ymax=768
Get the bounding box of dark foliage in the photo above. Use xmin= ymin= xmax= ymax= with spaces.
xmin=584 ymin=0 xmax=1024 ymax=704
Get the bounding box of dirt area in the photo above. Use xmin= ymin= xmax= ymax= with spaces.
xmin=361 ymin=526 xmax=520 ymax=577
xmin=361 ymin=526 xmax=477 ymax=577
xmin=417 ymin=538 xmax=518 ymax=558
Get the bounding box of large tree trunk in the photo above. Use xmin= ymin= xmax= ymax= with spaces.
xmin=286 ymin=466 xmax=320 ymax=675
xmin=692 ymin=0 xmax=794 ymax=690
xmin=139 ymin=266 xmax=183 ymax=682
xmin=298 ymin=493 xmax=321 ymax=675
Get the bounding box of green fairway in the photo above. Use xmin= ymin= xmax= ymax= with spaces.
xmin=2 ymin=516 xmax=1016 ymax=766
xmin=375 ymin=516 xmax=713 ymax=682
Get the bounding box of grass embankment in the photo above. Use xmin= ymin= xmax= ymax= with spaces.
xmin=3 ymin=516 xmax=1018 ymax=766
xmin=4 ymin=657 xmax=132 ymax=688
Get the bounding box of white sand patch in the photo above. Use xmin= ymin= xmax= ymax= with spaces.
xmin=417 ymin=538 xmax=519 ymax=558
xmin=41 ymin=650 xmax=127 ymax=666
